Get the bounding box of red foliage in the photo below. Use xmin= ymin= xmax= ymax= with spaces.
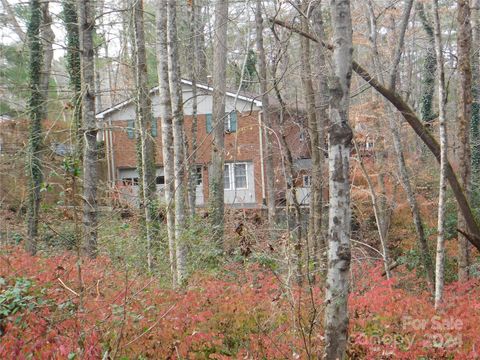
xmin=0 ymin=247 xmax=479 ymax=359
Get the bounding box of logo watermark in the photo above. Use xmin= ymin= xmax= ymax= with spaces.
xmin=353 ymin=316 xmax=463 ymax=351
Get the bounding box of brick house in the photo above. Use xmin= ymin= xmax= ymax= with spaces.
xmin=96 ymin=79 xmax=312 ymax=208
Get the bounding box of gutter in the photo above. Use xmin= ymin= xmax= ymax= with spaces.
xmin=258 ymin=110 xmax=266 ymax=205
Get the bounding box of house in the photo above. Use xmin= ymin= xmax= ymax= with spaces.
xmin=96 ymin=79 xmax=312 ymax=208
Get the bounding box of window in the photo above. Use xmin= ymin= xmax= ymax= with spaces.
xmin=234 ymin=163 xmax=247 ymax=189
xmin=156 ymin=176 xmax=165 ymax=185
xmin=127 ymin=120 xmax=135 ymax=139
xmin=122 ymin=177 xmax=139 ymax=186
xmin=206 ymin=114 xmax=213 ymax=133
xmin=224 ymin=165 xmax=231 ymax=189
xmin=303 ymin=175 xmax=312 ymax=187
xmin=225 ymin=111 xmax=237 ymax=133
xmin=151 ymin=119 xmax=158 ymax=137
xmin=366 ymin=141 xmax=375 ymax=149
xmin=224 ymin=163 xmax=248 ymax=190
xmin=299 ymin=129 xmax=307 ymax=142
xmin=194 ymin=166 xmax=203 ymax=186
xmin=206 ymin=112 xmax=237 ymax=134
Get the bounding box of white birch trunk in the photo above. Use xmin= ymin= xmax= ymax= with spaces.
xmin=433 ymin=0 xmax=448 ymax=309
xmin=324 ymin=1 xmax=353 ymax=358
xmin=167 ymin=0 xmax=187 ymax=284
xmin=156 ymin=2 xmax=177 ymax=285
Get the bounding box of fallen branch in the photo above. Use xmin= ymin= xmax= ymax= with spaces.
xmin=57 ymin=278 xmax=80 ymax=297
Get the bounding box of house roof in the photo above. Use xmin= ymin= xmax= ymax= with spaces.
xmin=95 ymin=79 xmax=263 ymax=119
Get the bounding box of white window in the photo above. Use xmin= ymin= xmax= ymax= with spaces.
xmin=234 ymin=163 xmax=247 ymax=189
xmin=303 ymin=175 xmax=311 ymax=187
xmin=224 ymin=163 xmax=248 ymax=190
xmin=224 ymin=165 xmax=231 ymax=189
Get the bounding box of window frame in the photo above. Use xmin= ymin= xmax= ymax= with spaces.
xmin=224 ymin=162 xmax=248 ymax=190
xmin=127 ymin=120 xmax=135 ymax=139
xmin=303 ymin=175 xmax=312 ymax=187
xmin=224 ymin=164 xmax=231 ymax=190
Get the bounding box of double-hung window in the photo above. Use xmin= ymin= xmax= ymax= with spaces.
xmin=127 ymin=120 xmax=135 ymax=139
xmin=206 ymin=112 xmax=237 ymax=133
xmin=224 ymin=163 xmax=248 ymax=190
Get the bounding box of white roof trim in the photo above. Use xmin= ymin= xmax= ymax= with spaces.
xmin=95 ymin=79 xmax=262 ymax=119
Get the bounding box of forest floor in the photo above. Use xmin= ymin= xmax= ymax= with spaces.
xmin=1 ymin=159 xmax=479 ymax=359
xmin=0 ymin=240 xmax=479 ymax=359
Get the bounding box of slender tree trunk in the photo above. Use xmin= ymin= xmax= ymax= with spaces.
xmin=62 ymin=0 xmax=82 ymax=154
xmin=367 ymin=0 xmax=434 ymax=286
xmin=26 ymin=0 xmax=44 ymax=255
xmin=353 ymin=140 xmax=390 ymax=278
xmin=40 ymin=2 xmax=53 ymax=113
xmin=472 ymin=0 xmax=480 ymax=185
xmin=78 ymin=0 xmax=98 ymax=257
xmin=1 ymin=0 xmax=26 ymax=41
xmin=311 ymin=0 xmax=328 ymax=274
xmin=324 ymin=1 xmax=353 ymax=358
xmin=299 ymin=8 xmax=322 ymax=281
xmin=167 ymin=0 xmax=187 ymax=284
xmin=133 ymin=0 xmax=157 ymax=271
xmin=433 ymin=0 xmax=448 ymax=309
xmin=208 ymin=0 xmax=228 ymax=248
xmin=156 ymin=2 xmax=177 ymax=286
xmin=416 ymin=2 xmax=437 ymax=125
xmin=187 ymin=0 xmax=199 ymax=216
xmin=255 ymin=0 xmax=277 ymax=228
xmin=457 ymin=0 xmax=473 ymax=282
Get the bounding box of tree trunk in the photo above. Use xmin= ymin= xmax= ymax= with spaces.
xmin=26 ymin=0 xmax=44 ymax=255
xmin=156 ymin=2 xmax=177 ymax=285
xmin=432 ymin=0 xmax=448 ymax=309
xmin=187 ymin=0 xmax=199 ymax=216
xmin=78 ymin=0 xmax=98 ymax=258
xmin=299 ymin=7 xmax=322 ymax=280
xmin=167 ymin=0 xmax=187 ymax=284
xmin=40 ymin=2 xmax=54 ymax=114
xmin=324 ymin=1 xmax=353 ymax=359
xmin=311 ymin=0 xmax=328 ymax=276
xmin=457 ymin=0 xmax=473 ymax=282
xmin=1 ymin=0 xmax=26 ymax=41
xmin=133 ymin=0 xmax=157 ymax=271
xmin=255 ymin=0 xmax=277 ymax=228
xmin=62 ymin=0 xmax=82 ymax=155
xmin=472 ymin=0 xmax=480 ymax=185
xmin=208 ymin=0 xmax=228 ymax=248
xmin=416 ymin=2 xmax=437 ymax=125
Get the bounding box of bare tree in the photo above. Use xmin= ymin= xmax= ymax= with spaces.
xmin=323 ymin=0 xmax=353 ymax=358
xmin=311 ymin=0 xmax=328 ymax=275
xmin=456 ymin=0 xmax=473 ymax=281
xmin=156 ymin=2 xmax=177 ymax=285
xmin=299 ymin=2 xmax=322 ymax=279
xmin=78 ymin=0 xmax=98 ymax=257
xmin=186 ymin=0 xmax=199 ymax=216
xmin=255 ymin=0 xmax=277 ymax=228
xmin=208 ymin=0 xmax=228 ymax=248
xmin=433 ymin=0 xmax=448 ymax=309
xmin=26 ymin=0 xmax=44 ymax=255
xmin=133 ymin=0 xmax=158 ymax=270
xmin=167 ymin=0 xmax=187 ymax=284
